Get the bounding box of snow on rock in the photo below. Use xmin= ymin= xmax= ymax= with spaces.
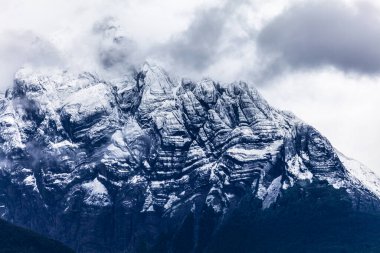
xmin=50 ymin=140 xmax=78 ymax=149
xmin=225 ymin=140 xmax=283 ymax=162
xmin=61 ymin=83 xmax=115 ymax=123
xmin=339 ymin=152 xmax=380 ymax=198
xmin=164 ymin=193 xmax=180 ymax=210
xmin=0 ymin=112 xmax=25 ymax=152
xmin=256 ymin=181 xmax=267 ymax=200
xmin=82 ymin=178 xmax=112 ymax=207
xmin=102 ymin=130 xmax=131 ymax=165
xmin=23 ymin=175 xmax=39 ymax=192
xmin=142 ymin=187 xmax=154 ymax=212
xmin=286 ymin=154 xmax=313 ymax=181
xmin=128 ymin=175 xmax=144 ymax=185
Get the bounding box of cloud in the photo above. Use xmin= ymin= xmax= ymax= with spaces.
xmin=257 ymin=0 xmax=380 ymax=75
xmin=158 ymin=0 xmax=249 ymax=75
xmin=92 ymin=17 xmax=141 ymax=74
xmin=163 ymin=6 xmax=227 ymax=70
xmin=0 ymin=0 xmax=220 ymax=89
xmin=0 ymin=31 xmax=63 ymax=89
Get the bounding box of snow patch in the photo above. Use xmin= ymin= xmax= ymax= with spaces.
xmin=82 ymin=178 xmax=111 ymax=207
xmin=50 ymin=140 xmax=78 ymax=149
xmin=128 ymin=175 xmax=144 ymax=185
xmin=262 ymin=176 xmax=282 ymax=209
xmin=23 ymin=175 xmax=39 ymax=192
xmin=164 ymin=193 xmax=180 ymax=209
xmin=62 ymin=83 xmax=113 ymax=123
xmin=225 ymin=140 xmax=282 ymax=162
xmin=142 ymin=188 xmax=154 ymax=212
xmin=287 ymin=155 xmax=313 ymax=181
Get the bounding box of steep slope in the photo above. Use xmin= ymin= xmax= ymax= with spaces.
xmin=0 ymin=63 xmax=379 ymax=252
xmin=0 ymin=218 xmax=74 ymax=253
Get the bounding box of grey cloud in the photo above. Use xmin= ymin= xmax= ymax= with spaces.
xmin=93 ymin=17 xmax=140 ymax=73
xmin=165 ymin=7 xmax=225 ymax=70
xmin=257 ymin=1 xmax=380 ymax=75
xmin=161 ymin=0 xmax=247 ymax=72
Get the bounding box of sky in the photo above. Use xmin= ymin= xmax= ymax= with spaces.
xmin=0 ymin=0 xmax=379 ymax=172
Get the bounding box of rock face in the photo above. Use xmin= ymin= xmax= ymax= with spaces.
xmin=0 ymin=63 xmax=379 ymax=252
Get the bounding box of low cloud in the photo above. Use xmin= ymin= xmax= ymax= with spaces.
xmin=0 ymin=31 xmax=63 ymax=89
xmin=257 ymin=1 xmax=380 ymax=76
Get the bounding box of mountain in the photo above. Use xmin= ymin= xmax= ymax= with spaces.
xmin=0 ymin=218 xmax=74 ymax=253
xmin=0 ymin=63 xmax=380 ymax=252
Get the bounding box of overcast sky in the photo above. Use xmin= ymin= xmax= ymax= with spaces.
xmin=0 ymin=0 xmax=379 ymax=173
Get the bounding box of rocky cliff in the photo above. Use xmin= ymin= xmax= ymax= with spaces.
xmin=0 ymin=63 xmax=379 ymax=252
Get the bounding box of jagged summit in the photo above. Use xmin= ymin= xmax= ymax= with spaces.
xmin=0 ymin=64 xmax=379 ymax=252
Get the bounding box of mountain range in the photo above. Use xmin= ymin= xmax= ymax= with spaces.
xmin=0 ymin=63 xmax=380 ymax=252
